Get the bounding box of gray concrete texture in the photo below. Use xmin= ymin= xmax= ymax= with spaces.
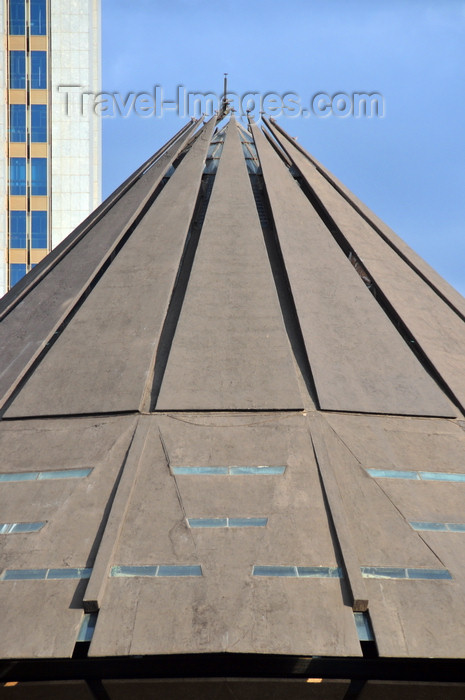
xmin=1 ymin=116 xmax=465 ymax=664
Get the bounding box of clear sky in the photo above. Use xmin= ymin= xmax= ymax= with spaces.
xmin=101 ymin=0 xmax=465 ymax=296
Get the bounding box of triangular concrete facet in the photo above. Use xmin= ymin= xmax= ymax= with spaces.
xmin=157 ymin=119 xmax=302 ymax=410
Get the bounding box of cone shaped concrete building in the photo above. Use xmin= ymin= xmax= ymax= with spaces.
xmin=1 ymin=115 xmax=465 ymax=698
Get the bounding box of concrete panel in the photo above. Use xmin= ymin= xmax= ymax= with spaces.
xmin=266 ymin=118 xmax=465 ymax=322
xmin=90 ymin=417 xmax=361 ymax=657
xmin=0 ymin=121 xmax=198 ymax=413
xmin=310 ymin=415 xmax=465 ymax=657
xmin=122 ymin=417 xmax=337 ymax=567
xmin=0 ymin=682 xmax=94 ymax=700
xmin=84 ymin=416 xmax=152 ymax=611
xmin=367 ymin=577 xmax=465 ymax=657
xmin=156 ymin=412 xmax=301 ymax=468
xmin=251 ymin=123 xmax=454 ymax=417
xmin=419 ymin=532 xmax=465 ymax=581
xmin=0 ymin=415 xmax=135 ymax=471
xmin=325 ymin=413 xmax=465 ymax=472
xmin=104 ymin=679 xmax=350 ymax=700
xmin=309 ymin=414 xmax=367 ymax=611
xmin=157 ymin=118 xmax=302 ymax=410
xmin=268 ymin=123 xmax=465 ymax=413
xmin=368 ymin=480 xmax=465 ymax=525
xmin=324 ymin=413 xmax=465 ymax=524
xmin=307 ymin=415 xmax=445 ymax=569
xmin=0 ymin=416 xmax=136 ymax=569
xmin=359 ymin=682 xmax=465 ymax=700
xmin=0 ymin=581 xmax=84 ymax=658
xmin=6 ymin=119 xmax=216 ymax=417
xmin=93 ymin=577 xmax=358 ymax=657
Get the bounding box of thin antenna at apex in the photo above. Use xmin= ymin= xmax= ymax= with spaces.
xmin=218 ymin=73 xmax=231 ymax=120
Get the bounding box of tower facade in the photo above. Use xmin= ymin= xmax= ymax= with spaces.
xmin=1 ymin=116 xmax=465 ymax=697
xmin=0 ymin=0 xmax=101 ymax=296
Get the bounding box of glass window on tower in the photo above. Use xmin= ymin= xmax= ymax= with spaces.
xmin=9 ymin=51 xmax=26 ymax=89
xmin=10 ymin=157 xmax=26 ymax=195
xmin=31 ymin=52 xmax=47 ymax=89
xmin=10 ymin=264 xmax=27 ymax=286
xmin=30 ymin=0 xmax=47 ymax=35
xmin=31 ymin=158 xmax=47 ymax=195
xmin=31 ymin=211 xmax=48 ymax=248
xmin=31 ymin=105 xmax=47 ymax=142
xmin=10 ymin=211 xmax=27 ymax=248
xmin=9 ymin=0 xmax=25 ymax=35
xmin=10 ymin=104 xmax=26 ymax=142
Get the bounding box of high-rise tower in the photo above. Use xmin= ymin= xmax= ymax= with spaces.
xmin=1 ymin=115 xmax=465 ymax=698
xmin=0 ymin=0 xmax=101 ymax=296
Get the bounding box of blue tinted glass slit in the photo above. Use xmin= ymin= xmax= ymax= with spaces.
xmin=0 ymin=468 xmax=92 ymax=482
xmin=188 ymin=517 xmax=267 ymax=528
xmin=157 ymin=565 xmax=202 ymax=577
xmin=2 ymin=569 xmax=47 ymax=580
xmin=354 ymin=612 xmax=374 ymax=641
xmin=253 ymin=565 xmax=297 ymax=577
xmin=47 ymin=568 xmax=91 ymax=580
xmin=173 ymin=466 xmax=285 ymax=476
xmin=1 ymin=568 xmax=91 ymax=581
xmin=0 ymin=522 xmax=46 ymax=534
xmin=77 ymin=613 xmax=98 ymax=642
xmin=367 ymin=468 xmax=465 ymax=483
xmin=361 ymin=566 xmax=451 ymax=580
xmin=110 ymin=565 xmax=202 ymax=578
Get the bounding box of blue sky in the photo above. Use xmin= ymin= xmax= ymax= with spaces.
xmin=101 ymin=0 xmax=465 ymax=295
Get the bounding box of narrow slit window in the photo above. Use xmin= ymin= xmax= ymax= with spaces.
xmin=111 ymin=565 xmax=202 ymax=578
xmin=354 ymin=612 xmax=375 ymax=641
xmin=188 ymin=517 xmax=268 ymax=528
xmin=0 ymin=522 xmax=46 ymax=534
xmin=360 ymin=566 xmax=452 ymax=580
xmin=173 ymin=466 xmax=286 ymax=476
xmin=253 ymin=565 xmax=342 ymax=578
xmin=0 ymin=468 xmax=92 ymax=482
xmin=77 ymin=613 xmax=98 ymax=643
xmin=1 ymin=567 xmax=92 ymax=581
xmin=367 ymin=468 xmax=465 ymax=483
xmin=410 ymin=521 xmax=465 ymax=533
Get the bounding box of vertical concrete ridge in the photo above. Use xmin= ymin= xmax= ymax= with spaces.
xmin=155 ymin=117 xmax=303 ymax=411
xmin=3 ymin=118 xmax=216 ymax=418
xmin=0 ymin=119 xmax=201 ymax=416
xmin=251 ymin=120 xmax=455 ymax=418
xmin=0 ymin=118 xmax=200 ymax=321
xmin=265 ymin=117 xmax=465 ymax=323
